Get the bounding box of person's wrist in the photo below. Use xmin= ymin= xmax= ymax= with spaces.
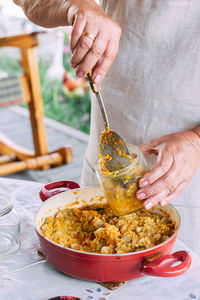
xmin=67 ymin=2 xmax=79 ymax=26
xmin=191 ymin=126 xmax=200 ymax=140
xmin=66 ymin=0 xmax=98 ymax=26
xmin=187 ymin=127 xmax=200 ymax=163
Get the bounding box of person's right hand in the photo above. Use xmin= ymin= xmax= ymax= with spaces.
xmin=69 ymin=0 xmax=121 ymax=83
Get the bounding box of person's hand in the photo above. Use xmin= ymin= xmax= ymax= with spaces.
xmin=136 ymin=130 xmax=200 ymax=210
xmin=69 ymin=0 xmax=121 ymax=83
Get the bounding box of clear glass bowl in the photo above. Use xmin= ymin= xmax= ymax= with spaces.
xmin=95 ymin=144 xmax=149 ymax=216
xmin=0 ymin=194 xmax=20 ymax=256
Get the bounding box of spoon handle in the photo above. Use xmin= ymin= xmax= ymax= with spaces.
xmin=87 ymin=73 xmax=110 ymax=129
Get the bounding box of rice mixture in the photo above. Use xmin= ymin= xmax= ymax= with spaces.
xmin=40 ymin=203 xmax=176 ymax=254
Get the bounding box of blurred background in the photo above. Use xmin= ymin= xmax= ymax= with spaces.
xmin=0 ymin=0 xmax=91 ymax=184
xmin=0 ymin=0 xmax=91 ymax=134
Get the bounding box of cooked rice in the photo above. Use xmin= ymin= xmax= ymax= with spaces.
xmin=40 ymin=203 xmax=176 ymax=254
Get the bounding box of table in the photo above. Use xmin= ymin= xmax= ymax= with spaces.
xmin=0 ymin=178 xmax=200 ymax=300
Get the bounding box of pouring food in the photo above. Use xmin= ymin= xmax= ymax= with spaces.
xmin=96 ymin=144 xmax=149 ymax=216
xmin=87 ymin=75 xmax=150 ymax=215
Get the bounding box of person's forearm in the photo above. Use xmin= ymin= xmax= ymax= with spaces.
xmin=13 ymin=0 xmax=80 ymax=27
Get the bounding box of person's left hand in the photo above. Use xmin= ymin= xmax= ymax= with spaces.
xmin=136 ymin=129 xmax=200 ymax=210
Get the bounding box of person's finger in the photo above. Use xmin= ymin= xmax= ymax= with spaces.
xmin=70 ymin=15 xmax=87 ymax=54
xmin=142 ymin=189 xmax=169 ymax=210
xmin=75 ymin=32 xmax=107 ymax=77
xmin=159 ymin=180 xmax=188 ymax=206
xmin=91 ymin=40 xmax=119 ymax=83
xmin=142 ymin=179 xmax=187 ymax=210
xmin=137 ymin=155 xmax=181 ymax=200
xmin=72 ymin=36 xmax=92 ymax=74
xmin=71 ymin=29 xmax=98 ymax=74
xmin=139 ymin=147 xmax=173 ymax=188
xmin=137 ymin=176 xmax=176 ymax=200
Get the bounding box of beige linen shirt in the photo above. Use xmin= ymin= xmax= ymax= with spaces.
xmin=81 ymin=0 xmax=200 ymax=255
xmin=15 ymin=0 xmax=200 ymax=255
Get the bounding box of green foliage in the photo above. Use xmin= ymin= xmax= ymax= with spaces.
xmin=39 ymin=60 xmax=91 ymax=134
xmin=0 ymin=36 xmax=91 ymax=134
xmin=0 ymin=51 xmax=22 ymax=76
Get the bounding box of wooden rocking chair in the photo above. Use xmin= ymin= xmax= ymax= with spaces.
xmin=0 ymin=32 xmax=73 ymax=176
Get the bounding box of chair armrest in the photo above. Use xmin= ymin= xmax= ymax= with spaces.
xmin=0 ymin=31 xmax=45 ymax=49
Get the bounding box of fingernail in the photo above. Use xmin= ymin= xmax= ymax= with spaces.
xmin=144 ymin=201 xmax=152 ymax=210
xmin=137 ymin=192 xmax=146 ymax=199
xmin=76 ymin=70 xmax=84 ymax=77
xmin=71 ymin=63 xmax=77 ymax=68
xmin=161 ymin=200 xmax=167 ymax=206
xmin=139 ymin=180 xmax=148 ymax=188
xmin=94 ymin=74 xmax=101 ymax=83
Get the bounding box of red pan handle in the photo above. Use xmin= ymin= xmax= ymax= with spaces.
xmin=141 ymin=250 xmax=191 ymax=277
xmin=39 ymin=180 xmax=80 ymax=202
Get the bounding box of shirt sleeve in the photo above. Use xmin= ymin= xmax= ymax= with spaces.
xmin=13 ymin=0 xmax=71 ymax=28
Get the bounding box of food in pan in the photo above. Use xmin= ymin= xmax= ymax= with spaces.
xmin=40 ymin=202 xmax=176 ymax=254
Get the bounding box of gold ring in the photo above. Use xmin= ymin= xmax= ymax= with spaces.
xmin=82 ymin=32 xmax=95 ymax=41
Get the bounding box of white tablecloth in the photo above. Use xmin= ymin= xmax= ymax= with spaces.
xmin=0 ymin=178 xmax=200 ymax=300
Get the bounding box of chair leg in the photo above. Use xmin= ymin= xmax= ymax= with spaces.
xmin=20 ymin=47 xmax=48 ymax=157
xmin=0 ymin=32 xmax=73 ymax=176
